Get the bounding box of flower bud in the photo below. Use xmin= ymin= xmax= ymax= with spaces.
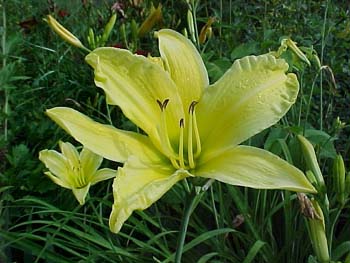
xmin=199 ymin=17 xmax=215 ymax=44
xmin=308 ymin=200 xmax=330 ymax=263
xmin=102 ymin=13 xmax=117 ymax=43
xmin=187 ymin=9 xmax=196 ymax=43
xmin=138 ymin=4 xmax=162 ymax=38
xmin=332 ymin=154 xmax=346 ymax=205
xmin=87 ymin=28 xmax=96 ymax=50
xmin=131 ymin=19 xmax=138 ymax=44
xmin=281 ymin=38 xmax=311 ymax=66
xmin=298 ymin=135 xmax=326 ymax=193
xmin=305 ymin=170 xmax=318 ymax=188
xmin=45 ymin=15 xmax=88 ymax=51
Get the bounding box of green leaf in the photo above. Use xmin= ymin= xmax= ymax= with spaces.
xmin=243 ymin=240 xmax=266 ymax=263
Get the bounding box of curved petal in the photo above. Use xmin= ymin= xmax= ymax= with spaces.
xmin=39 ymin=150 xmax=70 ymax=186
xmin=109 ymin=157 xmax=187 ymax=233
xmin=85 ymin=47 xmax=184 ymax=149
xmin=59 ymin=141 xmax=80 ymax=169
xmin=80 ymin=147 xmax=103 ymax=178
xmin=91 ymin=168 xmax=116 ymax=185
xmin=196 ymin=145 xmax=316 ymax=193
xmin=72 ymin=183 xmax=91 ymax=205
xmin=44 ymin=171 xmax=70 ymax=189
xmin=46 ymin=107 xmax=164 ymax=165
xmin=197 ymin=55 xmax=299 ymax=161
xmin=157 ymin=29 xmax=209 ymax=109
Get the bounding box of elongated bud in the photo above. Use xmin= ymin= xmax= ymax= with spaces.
xmin=45 ymin=15 xmax=89 ymax=52
xmin=282 ymin=38 xmax=311 ymax=66
xmin=87 ymin=28 xmax=96 ymax=50
xmin=187 ymin=10 xmax=196 ymax=43
xmin=130 ymin=19 xmax=138 ymax=45
xmin=313 ymin=53 xmax=322 ymax=70
xmin=308 ymin=200 xmax=330 ymax=263
xmin=199 ymin=17 xmax=215 ymax=44
xmin=182 ymin=28 xmax=188 ymax=38
xmin=119 ymin=23 xmax=127 ymax=45
xmin=138 ymin=4 xmax=162 ymax=38
xmin=102 ymin=13 xmax=117 ymax=43
xmin=298 ymin=135 xmax=326 ymax=193
xmin=305 ymin=170 xmax=318 ymax=188
xmin=332 ymin=154 xmax=346 ymax=205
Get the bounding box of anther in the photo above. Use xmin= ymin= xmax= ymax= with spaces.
xmin=156 ymin=99 xmax=170 ymax=111
xmin=189 ymin=101 xmax=198 ymax=114
xmin=179 ymin=118 xmax=184 ymax=127
xmin=157 ymin=99 xmax=180 ymax=165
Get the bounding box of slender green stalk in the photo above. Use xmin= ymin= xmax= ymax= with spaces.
xmin=175 ymin=187 xmax=199 ymax=263
xmin=328 ymin=206 xmax=343 ymax=258
xmin=319 ymin=0 xmax=329 ymax=131
xmin=188 ymin=0 xmax=200 ymax=49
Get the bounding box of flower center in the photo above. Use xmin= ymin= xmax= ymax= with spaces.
xmin=70 ymin=161 xmax=87 ymax=188
xmin=157 ymin=99 xmax=202 ymax=170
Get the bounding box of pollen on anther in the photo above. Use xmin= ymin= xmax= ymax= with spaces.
xmin=189 ymin=101 xmax=198 ymax=113
xmin=156 ymin=99 xmax=170 ymax=111
xmin=179 ymin=118 xmax=184 ymax=127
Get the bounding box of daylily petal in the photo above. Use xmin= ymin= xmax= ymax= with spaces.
xmin=157 ymin=29 xmax=209 ymax=109
xmin=196 ymin=145 xmax=316 ymax=193
xmin=72 ymin=183 xmax=91 ymax=205
xmin=44 ymin=171 xmax=70 ymax=189
xmin=197 ymin=54 xmax=299 ymax=161
xmin=85 ymin=47 xmax=184 ymax=149
xmin=39 ymin=150 xmax=68 ymax=182
xmin=109 ymin=157 xmax=187 ymax=233
xmin=59 ymin=141 xmax=80 ymax=170
xmin=80 ymin=147 xmax=103 ymax=178
xmin=91 ymin=168 xmax=116 ymax=185
xmin=46 ymin=107 xmax=164 ymax=165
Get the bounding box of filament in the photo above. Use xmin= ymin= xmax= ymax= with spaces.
xmin=157 ymin=99 xmax=179 ymax=161
xmin=179 ymin=119 xmax=186 ymax=168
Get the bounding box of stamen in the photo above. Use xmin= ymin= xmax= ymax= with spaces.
xmin=192 ymin=108 xmax=202 ymax=158
xmin=189 ymin=101 xmax=198 ymax=114
xmin=179 ymin=119 xmax=186 ymax=168
xmin=187 ymin=103 xmax=197 ymax=169
xmin=171 ymin=158 xmax=181 ymax=169
xmin=75 ymin=164 xmax=85 ymax=187
xmin=157 ymin=99 xmax=179 ymax=162
xmin=156 ymin=99 xmax=169 ymax=111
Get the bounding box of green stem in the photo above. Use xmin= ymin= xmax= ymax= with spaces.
xmin=175 ymin=187 xmax=198 ymax=263
xmin=319 ymin=0 xmax=329 ymax=131
xmin=328 ymin=205 xmax=343 ymax=258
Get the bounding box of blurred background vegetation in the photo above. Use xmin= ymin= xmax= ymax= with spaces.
xmin=0 ymin=0 xmax=349 ymax=262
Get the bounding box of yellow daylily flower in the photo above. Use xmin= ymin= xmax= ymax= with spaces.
xmin=46 ymin=29 xmax=316 ymax=233
xmin=39 ymin=141 xmax=116 ymax=205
